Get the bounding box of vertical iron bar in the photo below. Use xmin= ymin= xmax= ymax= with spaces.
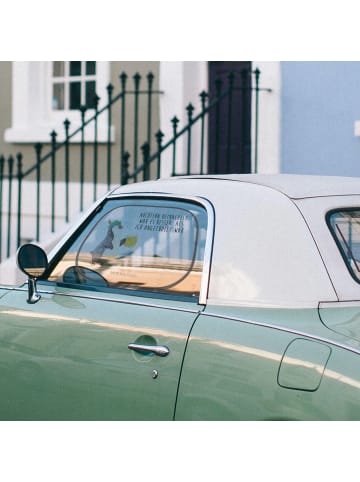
xmin=133 ymin=73 xmax=141 ymax=182
xmin=141 ymin=142 xmax=150 ymax=181
xmin=199 ymin=91 xmax=208 ymax=175
xmin=120 ymin=72 xmax=127 ymax=183
xmin=6 ymin=156 xmax=14 ymax=258
xmin=214 ymin=78 xmax=222 ymax=173
xmin=186 ymin=103 xmax=194 ymax=175
xmin=155 ymin=130 xmax=164 ymax=179
xmin=121 ymin=151 xmax=130 ymax=185
xmin=254 ymin=67 xmax=260 ymax=174
xmin=0 ymin=155 xmax=4 ymax=262
xmin=50 ymin=130 xmax=57 ymax=232
xmin=16 ymin=153 xmax=23 ymax=249
xmin=34 ymin=143 xmax=42 ymax=242
xmin=171 ymin=116 xmax=179 ymax=176
xmin=79 ymin=106 xmax=86 ymax=212
xmin=147 ymin=72 xmax=154 ymax=149
xmin=64 ymin=119 xmax=70 ymax=223
xmin=241 ymin=69 xmax=250 ymax=173
xmin=107 ymin=83 xmax=113 ymax=190
xmin=93 ymin=94 xmax=99 ymax=201
xmin=226 ymin=72 xmax=234 ymax=173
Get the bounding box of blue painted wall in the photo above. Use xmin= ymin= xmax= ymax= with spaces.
xmin=281 ymin=62 xmax=360 ymax=176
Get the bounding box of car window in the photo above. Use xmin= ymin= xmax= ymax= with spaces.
xmin=47 ymin=197 xmax=208 ymax=299
xmin=327 ymin=208 xmax=360 ymax=282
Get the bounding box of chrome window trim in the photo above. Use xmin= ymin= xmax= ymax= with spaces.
xmin=11 ymin=285 xmax=203 ymax=315
xmin=48 ymin=192 xmax=215 ymax=305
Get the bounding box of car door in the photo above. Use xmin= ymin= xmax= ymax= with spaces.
xmin=0 ymin=195 xmax=211 ymax=420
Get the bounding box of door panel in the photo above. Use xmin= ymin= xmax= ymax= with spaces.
xmin=0 ymin=286 xmax=199 ymax=420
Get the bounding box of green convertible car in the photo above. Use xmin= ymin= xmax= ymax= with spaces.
xmin=1 ymin=173 xmax=360 ymax=420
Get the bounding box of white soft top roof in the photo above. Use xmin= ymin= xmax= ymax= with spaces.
xmin=168 ymin=174 xmax=360 ymax=199
xmin=112 ymin=174 xmax=360 ymax=199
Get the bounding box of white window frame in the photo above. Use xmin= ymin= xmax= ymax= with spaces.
xmin=5 ymin=61 xmax=112 ymax=143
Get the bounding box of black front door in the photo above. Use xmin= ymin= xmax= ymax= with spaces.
xmin=208 ymin=61 xmax=252 ymax=174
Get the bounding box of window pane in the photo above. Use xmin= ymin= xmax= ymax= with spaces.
xmin=85 ymin=81 xmax=96 ymax=108
xmin=53 ymin=61 xmax=64 ymax=77
xmin=52 ymin=83 xmax=64 ymax=110
xmin=48 ymin=199 xmax=208 ymax=298
xmin=328 ymin=209 xmax=360 ymax=282
xmin=70 ymin=81 xmax=81 ymax=109
xmin=70 ymin=61 xmax=81 ymax=76
xmin=86 ymin=61 xmax=96 ymax=75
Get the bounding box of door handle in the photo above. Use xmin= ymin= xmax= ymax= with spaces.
xmin=128 ymin=343 xmax=170 ymax=357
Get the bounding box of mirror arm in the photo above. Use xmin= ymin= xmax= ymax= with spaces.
xmin=27 ymin=277 xmax=41 ymax=304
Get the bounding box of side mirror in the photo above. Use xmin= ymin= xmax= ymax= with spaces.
xmin=17 ymin=244 xmax=48 ymax=304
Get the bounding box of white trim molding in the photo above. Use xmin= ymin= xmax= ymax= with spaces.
xmin=5 ymin=61 xmax=112 ymax=143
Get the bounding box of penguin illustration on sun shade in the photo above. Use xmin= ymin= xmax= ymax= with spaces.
xmin=91 ymin=220 xmax=123 ymax=263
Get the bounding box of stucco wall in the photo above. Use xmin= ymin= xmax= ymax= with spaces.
xmin=281 ymin=61 xmax=360 ymax=176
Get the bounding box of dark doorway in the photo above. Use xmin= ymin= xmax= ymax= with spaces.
xmin=208 ymin=61 xmax=252 ymax=174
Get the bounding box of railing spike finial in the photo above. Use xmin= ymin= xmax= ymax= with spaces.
xmin=147 ymin=71 xmax=154 ymax=84
xmin=186 ymin=103 xmax=195 ymax=122
xmin=133 ymin=72 xmax=141 ymax=88
xmin=120 ymin=72 xmax=128 ymax=90
xmin=16 ymin=152 xmax=23 ymax=175
xmin=121 ymin=151 xmax=130 ymax=185
xmin=64 ymin=118 xmax=71 ymax=137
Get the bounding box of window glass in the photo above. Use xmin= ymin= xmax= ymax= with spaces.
xmin=47 ymin=198 xmax=208 ymax=299
xmin=85 ymin=81 xmax=96 ymax=108
xmin=70 ymin=82 xmax=81 ymax=109
xmin=52 ymin=83 xmax=64 ymax=110
xmin=51 ymin=61 xmax=97 ymax=111
xmin=70 ymin=61 xmax=81 ymax=76
xmin=328 ymin=209 xmax=360 ymax=282
xmin=53 ymin=61 xmax=64 ymax=77
xmin=86 ymin=61 xmax=96 ymax=75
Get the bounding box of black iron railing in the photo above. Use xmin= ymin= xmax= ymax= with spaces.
xmin=121 ymin=68 xmax=271 ymax=184
xmin=0 ymin=71 xmax=162 ymax=262
xmin=0 ymin=67 xmax=270 ymax=263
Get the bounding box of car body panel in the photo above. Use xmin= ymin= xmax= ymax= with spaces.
xmin=0 ymin=284 xmax=200 ymax=420
xmin=175 ymin=307 xmax=360 ymax=420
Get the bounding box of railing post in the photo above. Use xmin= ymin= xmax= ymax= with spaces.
xmin=120 ymin=72 xmax=127 ymax=179
xmin=226 ymin=72 xmax=234 ymax=173
xmin=93 ymin=93 xmax=100 ymax=201
xmin=199 ymin=91 xmax=208 ymax=175
xmin=171 ymin=116 xmax=179 ymax=176
xmin=186 ymin=103 xmax=194 ymax=175
xmin=106 ymin=83 xmax=114 ymax=190
xmin=79 ymin=105 xmax=87 ymax=212
xmin=141 ymin=142 xmax=150 ymax=181
xmin=34 ymin=143 xmax=42 ymax=242
xmin=64 ymin=118 xmax=70 ymax=223
xmin=155 ymin=130 xmax=164 ymax=179
xmin=214 ymin=78 xmax=222 ymax=173
xmin=6 ymin=155 xmax=14 ymax=258
xmin=147 ymin=72 xmax=154 ymax=149
xmin=16 ymin=152 xmax=23 ymax=249
xmin=50 ymin=130 xmax=57 ymax=232
xmin=133 ymin=73 xmax=141 ymax=182
xmin=241 ymin=68 xmax=251 ymax=173
xmin=253 ymin=67 xmax=260 ymax=174
xmin=121 ymin=151 xmax=130 ymax=185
